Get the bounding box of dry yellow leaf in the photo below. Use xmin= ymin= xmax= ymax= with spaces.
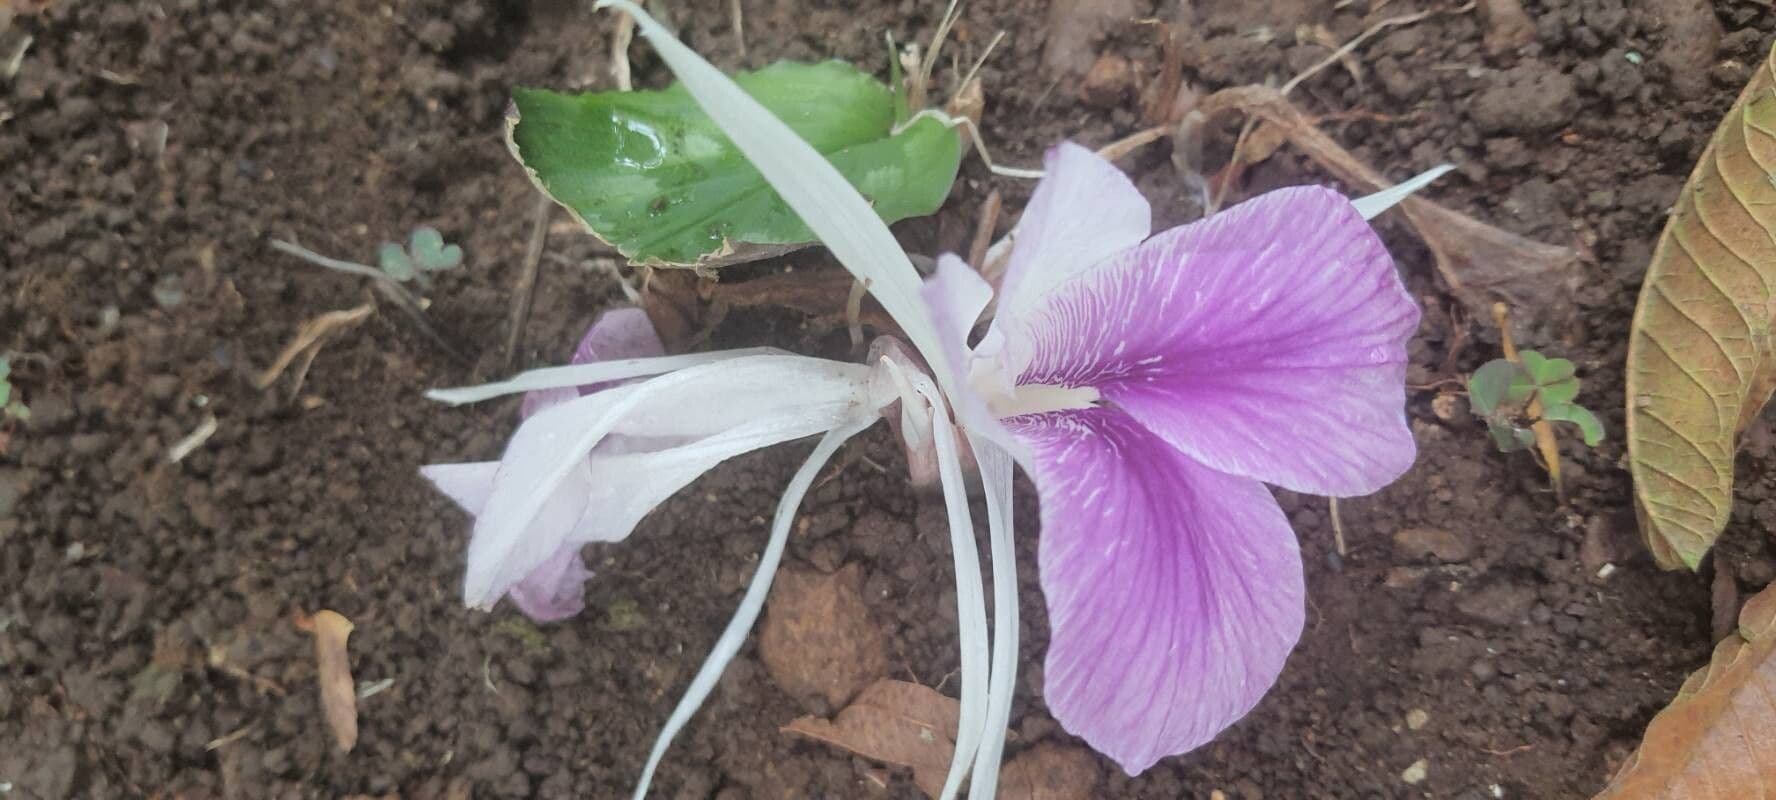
xmin=1626 ymin=43 xmax=1776 ymax=571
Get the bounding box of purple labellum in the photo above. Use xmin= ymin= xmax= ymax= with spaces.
xmin=922 ymin=142 xmax=1420 ymax=775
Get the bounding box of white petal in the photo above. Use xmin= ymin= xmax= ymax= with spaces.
xmin=967 ymin=435 xmax=1019 ymax=799
xmin=909 ymin=371 xmax=992 ymax=800
xmin=1350 ymin=164 xmax=1454 ymax=220
xmin=464 ymin=355 xmax=875 ymax=609
xmin=419 ymin=462 xmax=499 ymax=515
xmin=426 ymin=347 xmax=785 ymax=406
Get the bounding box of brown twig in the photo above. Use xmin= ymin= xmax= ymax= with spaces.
xmin=729 ymin=0 xmax=745 ymax=58
xmin=846 ymin=278 xmax=870 ymax=350
xmin=269 ymin=239 xmax=472 ymax=364
xmin=254 ymin=300 xmax=376 ymax=394
xmin=1213 ymin=2 xmax=1470 ymax=211
xmin=611 ymin=9 xmax=636 ymax=91
xmin=503 ymin=195 xmax=553 ymax=369
xmin=966 ymin=190 xmax=1002 ymax=270
xmin=1096 ymin=126 xmax=1172 ymax=162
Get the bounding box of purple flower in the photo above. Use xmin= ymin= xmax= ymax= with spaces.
xmin=920 ymin=142 xmax=1420 ymax=774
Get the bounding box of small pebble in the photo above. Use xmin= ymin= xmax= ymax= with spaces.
xmin=1401 ymin=759 xmax=1429 ymax=785
xmin=1405 ymin=708 xmax=1429 ymax=730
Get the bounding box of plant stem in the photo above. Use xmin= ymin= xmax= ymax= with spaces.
xmin=1492 ymin=302 xmax=1564 ymax=501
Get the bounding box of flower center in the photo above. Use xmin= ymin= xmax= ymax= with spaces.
xmin=986 ymin=382 xmax=1100 ymax=419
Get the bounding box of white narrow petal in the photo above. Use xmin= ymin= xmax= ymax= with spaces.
xmin=569 ymin=402 xmax=870 ymax=546
xmin=465 ymin=355 xmax=875 ymax=609
xmin=426 ymin=347 xmax=785 ymax=406
xmin=595 ymin=0 xmax=952 ymax=389
xmin=967 ymin=434 xmax=1018 ymax=800
xmin=910 ymin=373 xmax=992 ymax=800
xmin=630 ymin=417 xmax=877 ymax=800
xmin=1350 ymin=164 xmax=1454 ymax=220
xmin=419 ymin=462 xmax=499 ymax=515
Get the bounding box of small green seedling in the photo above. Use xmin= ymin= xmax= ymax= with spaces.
xmin=378 ymin=226 xmax=463 ymax=286
xmin=1467 ymin=350 xmax=1603 ymax=452
xmin=270 ymin=227 xmax=473 ymax=364
xmin=0 ymin=358 xmax=29 ymax=424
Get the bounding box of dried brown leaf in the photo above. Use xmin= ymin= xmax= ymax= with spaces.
xmin=1626 ymin=44 xmax=1776 ymax=571
xmin=1199 ymin=84 xmax=1581 ymax=338
xmin=1594 ymin=582 xmax=1776 ymax=798
xmin=782 ymin=678 xmax=960 ymax=798
xmin=294 ymin=609 xmax=358 ymax=753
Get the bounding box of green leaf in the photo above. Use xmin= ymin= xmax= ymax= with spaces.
xmin=1519 ymin=349 xmax=1581 ymax=405
xmin=408 ymin=227 xmax=463 ymax=272
xmin=378 ymin=243 xmax=414 ymax=281
xmin=508 ymin=60 xmax=963 ymax=268
xmin=1520 ymin=350 xmax=1576 ymax=385
xmin=4 ymin=400 xmax=28 ymax=422
xmin=1468 ymin=359 xmax=1521 ymax=417
xmin=1545 ymin=403 xmax=1605 ymax=446
xmin=0 ymin=381 xmax=9 ymax=408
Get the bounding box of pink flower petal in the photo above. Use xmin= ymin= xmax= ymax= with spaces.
xmin=520 ymin=307 xmax=665 ymax=417
xmin=1017 ymin=185 xmax=1418 ymax=496
xmin=994 ymin=142 xmax=1150 ymax=329
xmin=572 ymin=307 xmax=666 ymax=379
xmin=505 ymin=544 xmax=595 ymax=622
xmin=423 ymin=461 xmax=595 ymax=622
xmin=1011 ymin=407 xmax=1304 ymax=776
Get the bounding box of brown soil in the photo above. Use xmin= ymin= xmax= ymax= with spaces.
xmin=2 ymin=0 xmax=1770 ymax=798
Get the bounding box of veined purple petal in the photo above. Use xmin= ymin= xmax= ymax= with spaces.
xmin=422 ymin=461 xmax=594 ymax=622
xmin=1011 ymin=407 xmax=1304 ymax=776
xmin=505 ymin=544 xmax=595 ymax=622
xmin=994 ymin=142 xmax=1150 ymax=330
xmin=520 ymin=307 xmax=665 ymax=417
xmin=1018 ymin=185 xmax=1419 ymax=496
xmin=572 ymin=307 xmax=667 ymax=386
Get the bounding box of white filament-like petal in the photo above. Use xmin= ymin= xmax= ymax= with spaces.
xmin=426 ymin=347 xmax=784 ymax=406
xmin=912 ymin=373 xmax=992 ymax=800
xmin=1350 ymin=164 xmax=1454 ymax=221
xmin=968 ymin=434 xmax=1019 ymax=799
xmin=630 ymin=417 xmax=877 ymax=800
xmin=595 ymin=0 xmax=953 ymax=392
